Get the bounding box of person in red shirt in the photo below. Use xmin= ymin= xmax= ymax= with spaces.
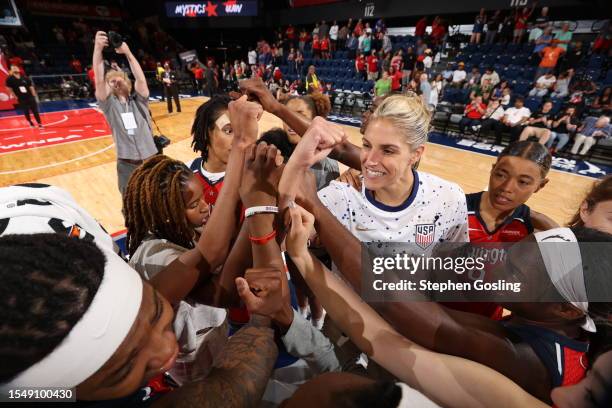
xmin=286 ymin=24 xmax=295 ymax=47
xmin=389 ymin=66 xmax=403 ymax=91
xmin=366 ymin=50 xmax=379 ymax=81
xmin=536 ymin=40 xmax=565 ymax=79
xmin=191 ymin=63 xmax=205 ymax=95
xmin=320 ymin=36 xmax=330 ymax=59
xmin=298 ymin=29 xmax=309 ymax=52
xmin=70 ymin=55 xmax=83 ymax=73
xmin=87 ymin=65 xmax=95 ymax=93
xmin=415 ymin=17 xmax=427 ymax=38
xmin=459 ymin=95 xmax=486 ymax=134
xmin=312 ymin=35 xmax=321 ymax=59
xmin=273 ymin=66 xmax=282 ymax=81
xmin=355 ymin=52 xmax=366 ymax=81
xmin=513 ymin=5 xmax=535 ymax=44
xmin=353 ymin=18 xmax=363 ymax=36
xmin=8 ymin=54 xmax=25 ymax=75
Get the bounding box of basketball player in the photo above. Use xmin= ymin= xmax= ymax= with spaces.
xmin=445 ymin=141 xmax=559 ymax=319
xmin=0 ymin=183 xmax=277 ymax=406
xmin=282 ymin=94 xmax=468 ymax=247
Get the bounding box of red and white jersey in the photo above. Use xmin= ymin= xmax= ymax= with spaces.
xmin=188 ymin=157 xmax=225 ymax=208
xmin=467 ymin=191 xmax=533 ymax=243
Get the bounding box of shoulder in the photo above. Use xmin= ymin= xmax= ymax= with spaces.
xmin=530 ymin=210 xmax=559 ymax=232
xmin=419 ymin=172 xmax=466 ymax=199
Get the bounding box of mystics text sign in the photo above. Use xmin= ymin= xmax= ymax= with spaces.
xmin=166 ymin=1 xmax=258 ymax=17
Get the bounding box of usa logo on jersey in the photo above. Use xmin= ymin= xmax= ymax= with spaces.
xmin=415 ymin=224 xmax=435 ymax=249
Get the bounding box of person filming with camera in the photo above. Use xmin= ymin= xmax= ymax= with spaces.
xmin=93 ymin=31 xmax=158 ymax=196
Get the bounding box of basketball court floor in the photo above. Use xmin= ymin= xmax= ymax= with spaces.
xmin=0 ymin=96 xmax=602 ymax=235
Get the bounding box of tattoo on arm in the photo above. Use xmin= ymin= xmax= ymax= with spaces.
xmin=155 ymin=323 xmax=277 ymax=408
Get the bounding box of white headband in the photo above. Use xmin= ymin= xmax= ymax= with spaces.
xmin=215 ymin=113 xmax=231 ymax=130
xmin=0 ymin=184 xmax=144 ymax=390
xmin=0 ymin=246 xmax=143 ymax=390
xmin=534 ymin=227 xmax=596 ymax=333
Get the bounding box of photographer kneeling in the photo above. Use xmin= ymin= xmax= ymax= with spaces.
xmin=93 ymin=31 xmax=158 ymax=196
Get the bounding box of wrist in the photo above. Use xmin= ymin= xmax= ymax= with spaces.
xmin=272 ymin=304 xmax=294 ymax=334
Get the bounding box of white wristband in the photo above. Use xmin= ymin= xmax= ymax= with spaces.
xmin=244 ymin=206 xmax=279 ymax=218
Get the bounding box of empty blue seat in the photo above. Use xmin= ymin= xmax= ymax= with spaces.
xmin=525 ymin=96 xmax=542 ymax=113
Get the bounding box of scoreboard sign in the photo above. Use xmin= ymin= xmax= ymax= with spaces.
xmin=166 ymin=1 xmax=258 ymax=17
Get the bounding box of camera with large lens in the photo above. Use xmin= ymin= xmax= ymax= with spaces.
xmin=107 ymin=31 xmax=124 ymax=49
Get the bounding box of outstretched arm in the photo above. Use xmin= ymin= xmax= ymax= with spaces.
xmin=115 ymin=42 xmax=148 ymax=98
xmin=154 ymin=316 xmax=277 ymax=408
xmin=92 ymin=31 xmax=110 ymax=101
xmin=285 ymin=206 xmax=546 ymax=408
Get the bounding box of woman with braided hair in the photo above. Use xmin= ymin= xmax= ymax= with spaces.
xmin=124 ymin=96 xmax=264 ymax=384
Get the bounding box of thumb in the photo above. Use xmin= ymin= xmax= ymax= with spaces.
xmin=235 ymin=277 xmax=259 ymax=308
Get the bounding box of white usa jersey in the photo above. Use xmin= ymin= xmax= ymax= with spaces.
xmin=317 ymin=170 xmax=469 ymax=247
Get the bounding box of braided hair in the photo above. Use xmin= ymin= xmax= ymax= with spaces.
xmin=123 ymin=155 xmax=195 ymax=256
xmin=191 ymin=95 xmax=231 ymax=161
xmin=0 ymin=233 xmax=105 ymax=383
xmin=497 ymin=140 xmax=552 ymax=178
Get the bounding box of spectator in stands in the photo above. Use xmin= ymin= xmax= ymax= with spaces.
xmin=570 ymin=115 xmax=611 ymax=156
xmin=364 ymin=22 xmax=373 ymax=35
xmin=375 ymin=18 xmax=386 ymax=33
xmin=554 ymin=22 xmax=573 ymax=52
xmin=191 ymin=62 xmax=205 ymax=95
xmin=353 ymin=19 xmax=364 ymax=36
xmin=532 ymin=27 xmax=553 ymax=55
xmin=519 ymin=100 xmax=554 ymax=144
xmin=500 ymin=13 xmax=514 ymax=43
xmin=298 ymin=28 xmax=308 ymax=52
xmin=480 ymin=98 xmax=505 ymax=129
xmin=329 ymin=21 xmax=339 ymax=52
xmin=481 ymin=67 xmax=500 ymax=88
xmin=5 ymin=64 xmax=42 ymax=128
xmin=471 ymin=8 xmax=486 ymax=44
xmin=402 ymin=47 xmax=416 ymax=88
xmin=491 ymin=96 xmax=531 ymax=145
xmin=312 ymin=22 xmax=320 ymax=39
xmin=312 ymin=34 xmax=321 ymax=59
xmin=465 ymin=67 xmax=481 ymax=89
xmin=459 ymin=95 xmax=486 ymax=134
xmin=564 ymin=41 xmax=586 ymax=70
xmin=52 ymin=25 xmax=65 ymax=44
xmin=546 ymin=106 xmax=580 ymax=154
xmin=204 ymin=61 xmax=217 ymax=97
xmin=529 ymin=71 xmax=556 ymax=97
xmin=346 ymin=32 xmax=358 ymax=59
xmin=591 ymin=87 xmax=611 ymax=116
xmin=451 ymin=62 xmax=467 ymax=87
xmin=87 ymin=64 xmax=95 ymax=94
xmin=391 ymin=50 xmax=403 ymax=71
xmin=305 ymin=65 xmax=320 ymax=93
xmin=513 ymin=5 xmax=535 ymax=44
xmin=321 ymin=36 xmax=330 ymax=59
xmin=319 ymin=20 xmax=329 ymax=40
xmin=286 ymin=24 xmax=295 ymax=47
xmin=430 ymin=16 xmax=446 ymax=45
xmin=366 ymin=50 xmax=379 ymax=81
xmin=390 ymin=66 xmax=403 ymax=92
xmin=355 ymin=52 xmax=366 ymax=81
xmin=528 ymin=23 xmax=544 ymax=45
xmin=415 ymin=17 xmax=427 ymax=39
xmin=247 ymin=47 xmax=257 ymax=66
xmin=550 ymin=69 xmax=572 ymax=98
xmin=381 ymin=53 xmax=391 ymax=75
xmin=417 ymin=72 xmax=432 ymax=108
xmin=382 ymin=31 xmax=392 ymax=55
xmin=534 ymin=6 xmax=550 ymax=27
xmin=374 ymin=70 xmax=392 ymax=97
xmin=337 ymin=23 xmax=349 ymax=50
xmin=70 ymin=55 xmax=82 ymax=74
xmin=485 ymin=10 xmax=501 ymax=44
xmin=441 ymin=62 xmax=454 ymax=83
xmin=569 ymin=74 xmax=598 ymax=115
xmin=432 ymin=73 xmax=444 ymax=97
xmin=92 ymin=31 xmax=157 ymax=196
xmin=422 ymin=49 xmax=433 ymax=75
xmin=295 ymin=51 xmax=304 ymax=75
xmin=361 ymin=32 xmax=372 ymax=54
xmin=162 ymin=63 xmax=181 ymax=113
xmin=536 ymin=39 xmax=565 ymax=80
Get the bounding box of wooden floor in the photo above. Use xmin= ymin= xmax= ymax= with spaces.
xmin=0 ymin=96 xmax=596 ymax=233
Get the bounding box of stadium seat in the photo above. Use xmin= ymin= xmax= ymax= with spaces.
xmin=525 ymin=96 xmax=542 ymax=113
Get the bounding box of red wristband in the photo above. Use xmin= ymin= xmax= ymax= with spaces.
xmin=249 ymin=230 xmax=277 ymax=245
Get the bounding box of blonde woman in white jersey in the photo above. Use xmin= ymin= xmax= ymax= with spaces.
xmin=290 ymin=94 xmax=468 ymax=247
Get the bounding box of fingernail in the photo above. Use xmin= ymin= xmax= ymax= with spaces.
xmin=288 ymin=201 xmax=296 ymax=209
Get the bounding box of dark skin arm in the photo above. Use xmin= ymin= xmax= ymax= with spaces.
xmin=154 ymin=315 xmax=277 ymax=408
xmin=531 ymin=210 xmax=559 ymax=232
xmin=148 ymin=96 xmax=260 ymax=306
xmin=239 ymin=78 xmax=362 ymax=170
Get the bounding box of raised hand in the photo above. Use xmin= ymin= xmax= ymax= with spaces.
xmin=115 ymin=42 xmax=131 ymax=55
xmin=288 ymin=116 xmax=347 ymax=170
xmin=235 ymin=267 xmax=292 ymax=329
xmin=240 ymin=142 xmax=284 ymax=207
xmin=228 ymin=95 xmax=263 ymax=148
xmin=239 ymin=77 xmax=280 ymax=114
xmin=94 ymin=31 xmax=108 ymax=51
xmin=285 ymin=203 xmax=316 ymax=260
